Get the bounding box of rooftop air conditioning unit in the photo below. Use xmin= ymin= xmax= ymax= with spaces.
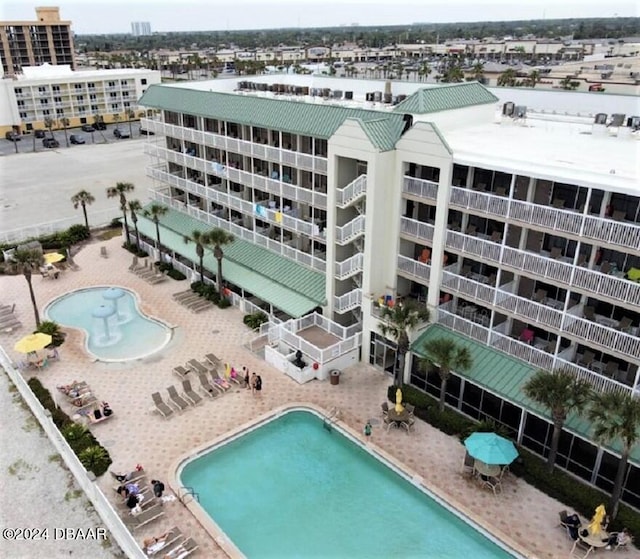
xmin=594 ymin=113 xmax=607 ymax=125
xmin=502 ymin=102 xmax=515 ymax=117
xmin=627 ymin=116 xmax=640 ymax=130
xmin=610 ymin=113 xmax=625 ymax=127
xmin=514 ymin=105 xmax=527 ymax=118
xmin=333 ymin=90 xmax=343 ymax=99
xmin=344 ymin=91 xmax=353 ymax=100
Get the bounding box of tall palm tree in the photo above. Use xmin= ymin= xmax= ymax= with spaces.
xmin=588 ymin=391 xmax=640 ymax=520
xmin=143 ymin=203 xmax=168 ymax=262
xmin=59 ymin=116 xmax=70 ymax=147
xmin=523 ymin=368 xmax=592 ymax=472
xmin=497 ymin=68 xmax=517 ymax=87
xmin=184 ymin=229 xmax=214 ymax=284
xmin=43 ymin=116 xmax=55 ymax=139
xmin=128 ymin=199 xmax=142 ymax=251
xmin=126 ymin=109 xmax=136 ymax=138
xmin=12 ymin=249 xmax=44 ymax=327
xmin=70 ymin=190 xmax=95 ymax=230
xmin=527 ymin=70 xmax=541 ymax=88
xmin=208 ymin=228 xmax=234 ymax=295
xmin=419 ymin=337 xmax=472 ymax=411
xmin=106 ymin=182 xmax=135 ymax=242
xmin=378 ymin=302 xmax=430 ymax=387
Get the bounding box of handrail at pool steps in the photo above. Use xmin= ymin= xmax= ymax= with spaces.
xmin=322 ymin=406 xmax=341 ymax=432
xmin=178 ymin=486 xmax=200 ymax=504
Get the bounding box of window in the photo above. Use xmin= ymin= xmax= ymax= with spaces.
xmin=74 ymin=83 xmax=83 ymax=89
xmin=108 ymin=81 xmax=116 ymax=87
xmin=15 ymin=87 xmax=22 ymax=94
xmin=38 ymin=86 xmax=46 ymax=92
xmin=91 ymin=105 xmax=98 ymax=111
xmin=141 ymin=78 xmax=147 ymax=85
xmin=42 ymin=109 xmax=50 ymax=116
xmin=76 ymin=95 xmax=84 ymax=102
xmin=87 ymin=82 xmax=95 ymax=89
xmin=89 ymin=94 xmax=96 ymax=100
xmin=17 ymin=100 xmax=24 ymax=107
xmin=19 ymin=112 xmax=28 ymax=119
xmin=124 ymin=101 xmax=130 ymax=108
xmin=56 ymin=108 xmax=64 ymax=115
xmin=110 ymin=103 xmax=119 ymax=111
xmin=54 ymin=97 xmax=62 ymax=103
xmin=109 ymin=92 xmax=117 ymax=98
xmin=52 ymin=85 xmax=60 ymax=92
xmin=122 ymin=91 xmax=129 ymax=98
xmin=40 ymin=98 xmax=49 ymax=105
xmin=120 ymin=79 xmax=128 ymax=85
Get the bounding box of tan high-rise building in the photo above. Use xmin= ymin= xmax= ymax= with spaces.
xmin=0 ymin=7 xmax=75 ymax=75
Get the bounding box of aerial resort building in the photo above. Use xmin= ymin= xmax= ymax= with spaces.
xmin=138 ymin=75 xmax=640 ymax=508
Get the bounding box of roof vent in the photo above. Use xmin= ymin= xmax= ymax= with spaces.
xmin=514 ymin=105 xmax=527 ymax=118
xmin=594 ymin=113 xmax=607 ymax=125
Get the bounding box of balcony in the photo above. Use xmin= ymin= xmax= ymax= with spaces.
xmin=563 ymin=315 xmax=640 ymax=361
xmin=403 ymin=176 xmax=438 ymax=202
xmin=445 ymin=230 xmax=501 ymax=264
xmin=336 ymin=175 xmax=367 ymax=208
xmin=397 ymin=254 xmax=431 ymax=283
xmin=400 ymin=217 xmax=435 ymax=244
xmin=441 ymin=271 xmax=495 ymax=307
xmin=449 ymin=186 xmax=509 ymax=220
xmin=335 ymin=253 xmax=363 ymax=280
xmin=335 ymin=215 xmax=365 ymax=245
xmin=148 ymin=187 xmax=326 ymax=273
xmin=334 ymin=288 xmax=362 ymax=313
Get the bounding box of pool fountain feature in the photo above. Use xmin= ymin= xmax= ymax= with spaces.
xmin=102 ymin=287 xmax=126 ymax=321
xmin=91 ymin=304 xmax=119 ymax=346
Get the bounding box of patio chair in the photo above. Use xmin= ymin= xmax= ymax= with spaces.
xmin=0 ymin=303 xmax=16 ymax=316
xmin=0 ymin=318 xmax=22 ymax=332
xmin=381 ymin=402 xmax=389 ymax=418
xmin=181 ymin=380 xmax=203 ymax=406
xmin=582 ymin=306 xmax=596 ymax=321
xmin=490 ymin=231 xmax=502 ymax=243
xmin=146 ymin=270 xmax=168 ymax=285
xmin=532 ymin=289 xmax=548 ymax=304
xmin=552 ymin=198 xmax=565 ymax=209
xmin=486 ymin=273 xmax=497 ymax=286
xmin=617 ymin=317 xmax=633 ymax=333
xmin=550 ymin=247 xmax=563 ymax=259
xmin=122 ymin=503 xmax=164 ymax=531
xmin=197 ymin=372 xmax=222 ymax=397
xmin=151 ymin=392 xmax=174 ymax=419
xmin=166 ymin=385 xmax=190 ymax=412
xmin=462 ymin=451 xmax=475 ymax=477
xmin=466 ymin=224 xmax=477 ymax=236
xmin=100 ymin=246 xmax=108 ymax=258
xmin=578 ymin=350 xmax=596 ymax=369
xmin=461 ymin=265 xmax=472 ymax=278
xmin=110 ymin=468 xmax=146 ymax=484
xmin=600 ymin=261 xmax=612 ymax=274
xmin=482 ymin=476 xmax=502 ymax=496
xmin=187 ymin=359 xmax=212 ymax=375
xmin=173 ymin=365 xmax=190 ymax=380
xmin=604 ymin=362 xmax=619 ymax=379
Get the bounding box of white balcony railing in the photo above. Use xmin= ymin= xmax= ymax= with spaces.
xmin=400 ymin=217 xmax=435 ymax=243
xmin=445 ymin=230 xmax=501 ymax=264
xmin=335 ymin=215 xmax=366 ymax=245
xmin=397 ymin=254 xmax=431 ymax=283
xmin=336 ymin=175 xmax=367 ymax=208
xmin=334 ymin=288 xmax=362 ymax=313
xmin=403 ymin=176 xmax=438 ymax=202
xmin=449 ymin=186 xmax=509 ymax=219
xmin=441 ymin=271 xmax=495 ymax=306
xmin=335 ymin=253 xmax=364 ymax=280
xmin=563 ymin=315 xmax=640 ymax=360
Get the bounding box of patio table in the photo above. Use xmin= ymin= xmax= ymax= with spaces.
xmin=386 ymin=408 xmax=410 ymax=431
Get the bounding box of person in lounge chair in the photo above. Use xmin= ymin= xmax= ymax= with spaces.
xmin=144 ymin=532 xmax=171 ymax=555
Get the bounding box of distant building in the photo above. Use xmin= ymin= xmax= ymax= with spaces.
xmin=131 ymin=22 xmax=152 ymax=37
xmin=0 ymin=7 xmax=75 ymax=75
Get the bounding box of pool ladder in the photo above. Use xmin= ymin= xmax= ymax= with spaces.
xmin=322 ymin=407 xmax=340 ymax=433
xmin=178 ymin=486 xmax=200 ymax=504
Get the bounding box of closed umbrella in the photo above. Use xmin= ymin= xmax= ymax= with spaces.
xmin=395 ymin=388 xmax=404 ymax=413
xmin=464 ymin=432 xmax=518 ymax=465
xmin=14 ymin=333 xmax=53 ymax=353
xmin=588 ymin=504 xmax=606 ymax=535
xmin=44 ymin=252 xmax=65 ymax=264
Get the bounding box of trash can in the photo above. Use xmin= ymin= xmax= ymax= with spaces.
xmin=330 ymin=369 xmax=340 ymax=385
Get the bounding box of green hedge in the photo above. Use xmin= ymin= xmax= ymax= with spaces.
xmin=190 ymin=281 xmax=220 ymax=303
xmin=27 ymin=378 xmax=112 ymax=476
xmin=243 ymin=311 xmax=269 ymax=329
xmin=388 ymin=384 xmax=640 ymax=538
xmin=122 ymin=242 xmax=148 ymax=258
xmin=157 ymin=262 xmax=186 ymax=281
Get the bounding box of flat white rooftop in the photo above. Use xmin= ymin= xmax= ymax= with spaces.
xmin=17 ymin=63 xmax=155 ymax=81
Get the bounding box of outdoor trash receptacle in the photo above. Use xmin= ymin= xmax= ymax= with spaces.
xmin=330 ymin=370 xmax=340 ymax=385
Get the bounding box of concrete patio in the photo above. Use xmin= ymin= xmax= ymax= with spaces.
xmin=0 ymin=234 xmax=597 ymax=558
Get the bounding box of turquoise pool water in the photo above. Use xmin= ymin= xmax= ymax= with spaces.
xmin=180 ymin=410 xmax=519 ymax=559
xmin=45 ymin=286 xmax=171 ymax=361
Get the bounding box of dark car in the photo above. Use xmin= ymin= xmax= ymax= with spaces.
xmin=5 ymin=131 xmax=21 ymax=141
xmin=70 ymin=134 xmax=85 ymax=145
xmin=113 ymin=128 xmax=130 ymax=139
xmin=34 ymin=129 xmax=46 ymax=138
xmin=94 ymin=121 xmax=107 ymax=130
xmin=81 ymin=124 xmax=95 ymax=133
xmin=139 ymin=128 xmax=155 ymax=135
xmin=42 ymin=138 xmax=60 ymax=148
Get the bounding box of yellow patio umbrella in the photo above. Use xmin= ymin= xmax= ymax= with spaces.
xmin=44 ymin=252 xmax=65 ymax=264
xmin=395 ymin=387 xmax=404 ymax=413
xmin=588 ymin=504 xmax=606 ymax=535
xmin=14 ymin=333 xmax=53 ymax=353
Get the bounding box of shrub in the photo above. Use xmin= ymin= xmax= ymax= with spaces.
xmin=35 ymin=320 xmax=66 ymax=347
xmin=78 ymin=445 xmax=112 ymax=477
xmin=109 ymin=217 xmax=122 ymax=228
xmin=66 ymin=224 xmax=90 ymax=244
xmin=243 ymin=312 xmax=269 ymax=329
xmin=121 ymin=242 xmax=148 ymax=258
xmin=61 ymin=423 xmax=92 ymax=453
xmin=217 ymin=297 xmax=231 ymax=309
xmin=167 ymin=268 xmax=186 ymax=281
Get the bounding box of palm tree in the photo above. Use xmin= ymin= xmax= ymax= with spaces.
xmin=419 ymin=337 xmax=472 ymax=411
xmin=378 ymin=302 xmax=430 ymax=387
xmin=472 ymin=62 xmax=485 ymax=83
xmin=143 ymin=203 xmax=168 ymax=262
xmin=12 ymin=249 xmax=45 ymax=327
xmin=128 ymin=199 xmax=142 ymax=251
xmin=523 ymin=368 xmax=592 ymax=472
xmin=126 ymin=109 xmax=136 ymax=138
xmin=43 ymin=116 xmax=55 ymax=139
xmin=588 ymin=391 xmax=640 ymax=520
xmin=497 ymin=68 xmax=517 ymax=87
xmin=112 ymin=113 xmax=121 ymax=132
xmin=59 ymin=116 xmax=70 ymax=147
xmin=527 ymin=70 xmax=541 ymax=88
xmin=184 ymin=229 xmax=214 ymax=284
xmin=70 ymin=190 xmax=95 ymax=230
xmin=207 ymin=228 xmax=234 ymax=295
xmin=106 ymin=182 xmax=135 ymax=242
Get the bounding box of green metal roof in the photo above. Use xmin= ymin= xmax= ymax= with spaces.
xmin=411 ymin=324 xmax=640 ymax=464
xmin=393 ymin=82 xmax=498 ymax=114
xmin=139 ymin=85 xmax=407 ymax=151
xmin=136 ymin=207 xmax=326 ymax=318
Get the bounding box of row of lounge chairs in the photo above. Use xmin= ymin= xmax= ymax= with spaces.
xmin=172 ymin=289 xmax=214 ymax=313
xmin=0 ymin=303 xmax=21 ymax=333
xmin=129 ymin=257 xmax=168 ymax=285
xmin=142 ymin=526 xmax=199 ymax=558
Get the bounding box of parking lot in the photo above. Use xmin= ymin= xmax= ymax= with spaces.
xmin=0 ymin=133 xmax=154 ymax=234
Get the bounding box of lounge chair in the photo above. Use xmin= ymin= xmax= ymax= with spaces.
xmin=209 ymin=368 xmax=233 ymax=390
xmin=110 ymin=468 xmax=146 ymax=484
xmin=204 ymin=353 xmax=221 ymax=368
xmin=187 ymin=359 xmax=212 ymax=375
xmin=100 ymin=246 xmax=108 ymax=258
xmin=146 ymin=270 xmax=168 ymax=285
xmin=197 ymin=372 xmax=222 ymax=397
xmin=151 ymin=392 xmax=174 ymax=419
xmin=161 ymin=537 xmax=199 ymax=559
xmin=0 ymin=303 xmax=16 ymax=316
xmin=617 ymin=317 xmax=633 ymax=333
xmin=187 ymin=299 xmax=213 ymax=313
xmin=173 ymin=365 xmax=190 ymax=380
xmin=172 ymin=290 xmax=193 ymax=300
xmin=166 ymin=385 xmax=190 ymax=412
xmin=0 ymin=319 xmax=22 ymax=332
xmin=128 ymin=256 xmax=139 ymax=271
xmin=142 ymin=526 xmax=183 ymax=556
xmin=181 ymin=380 xmax=203 ymax=406
xmin=122 ymin=503 xmax=165 ymax=531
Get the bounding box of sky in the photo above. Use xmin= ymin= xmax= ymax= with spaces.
xmin=1 ymin=0 xmax=637 ymax=34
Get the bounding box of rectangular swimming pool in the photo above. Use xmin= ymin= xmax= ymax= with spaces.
xmin=179 ymin=409 xmax=520 ymax=558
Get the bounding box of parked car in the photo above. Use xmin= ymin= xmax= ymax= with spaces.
xmin=34 ymin=129 xmax=46 ymax=138
xmin=81 ymin=124 xmax=95 ymax=132
xmin=70 ymin=134 xmax=85 ymax=144
xmin=139 ymin=128 xmax=155 ymax=135
xmin=94 ymin=121 xmax=107 ymax=130
xmin=5 ymin=131 xmax=21 ymax=141
xmin=42 ymin=138 xmax=60 ymax=148
xmin=113 ymin=129 xmax=130 ymax=139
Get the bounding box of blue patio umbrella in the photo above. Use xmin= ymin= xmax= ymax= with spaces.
xmin=464 ymin=432 xmax=519 ymax=465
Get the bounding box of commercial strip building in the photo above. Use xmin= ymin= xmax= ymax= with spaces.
xmin=137 ymin=75 xmax=639 ymax=507
xmin=0 ymin=64 xmax=161 ymax=136
xmin=0 ymin=7 xmax=75 ymax=75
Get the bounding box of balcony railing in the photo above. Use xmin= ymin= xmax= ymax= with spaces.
xmin=449 ymin=186 xmax=509 ymax=219
xmin=335 ymin=253 xmax=363 ymax=280
xmin=148 ymin=188 xmax=326 ymax=273
xmin=397 ymin=254 xmax=431 ymax=283
xmin=445 ymin=230 xmax=501 ymax=264
xmin=563 ymin=315 xmax=640 ymax=361
xmin=441 ymin=271 xmax=495 ymax=306
xmin=402 ymin=176 xmax=438 ymax=202
xmin=509 ymin=199 xmax=583 ymax=236
xmin=335 ymin=215 xmax=365 ymax=245
xmin=336 ymin=175 xmax=367 ymax=208
xmin=141 ymin=119 xmax=328 ymax=175
xmin=334 ymin=288 xmax=362 ymax=313
xmin=400 ymin=217 xmax=434 ymax=243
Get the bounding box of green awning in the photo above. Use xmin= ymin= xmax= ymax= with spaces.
xmin=135 ymin=211 xmax=325 ymax=318
xmin=411 ymin=324 xmax=640 ymax=464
